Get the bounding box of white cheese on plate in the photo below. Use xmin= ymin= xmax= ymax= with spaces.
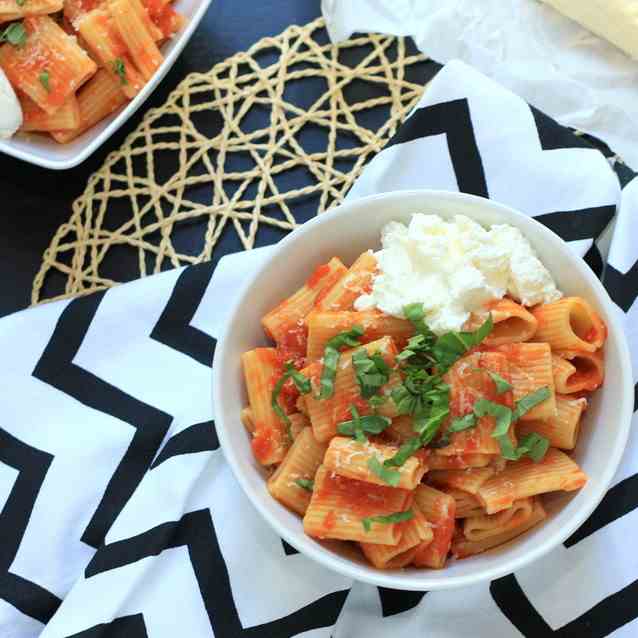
xmin=0 ymin=68 xmax=22 ymax=139
xmin=354 ymin=213 xmax=561 ymax=334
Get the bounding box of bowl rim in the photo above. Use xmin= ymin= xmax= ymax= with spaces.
xmin=212 ymin=188 xmax=634 ymax=590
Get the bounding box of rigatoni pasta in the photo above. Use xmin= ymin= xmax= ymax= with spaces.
xmin=483 ymin=298 xmax=538 ymax=345
xmin=268 ymin=428 xmax=328 ymax=515
xmin=240 ymin=217 xmax=606 ymax=571
xmin=517 ymin=395 xmax=587 ymax=450
xmin=0 ymin=16 xmax=96 ymax=113
xmin=303 ymin=465 xmax=412 ymax=544
xmin=324 ymin=437 xmax=427 ymax=490
xmin=532 ymin=297 xmax=606 ymax=352
xmin=452 ymin=499 xmax=547 ymax=558
xmin=477 ymin=449 xmax=587 ymax=514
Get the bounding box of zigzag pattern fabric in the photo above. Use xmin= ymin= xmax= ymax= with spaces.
xmin=1 ymin=61 xmax=637 ymax=638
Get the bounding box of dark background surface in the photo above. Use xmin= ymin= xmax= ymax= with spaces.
xmin=0 ymin=0 xmax=326 ymax=317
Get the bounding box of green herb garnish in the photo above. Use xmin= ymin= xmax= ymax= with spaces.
xmin=352 ymin=348 xmax=390 ymax=399
xmin=295 ymin=478 xmax=314 ymax=492
xmin=432 ymin=315 xmax=493 ymax=371
xmin=39 ymin=70 xmax=50 ymax=92
xmin=368 ymin=455 xmax=401 ymax=487
xmin=368 ymin=394 xmax=388 ymax=407
xmin=404 ymin=303 xmax=437 ymax=342
xmin=512 ymin=386 xmax=551 ymax=421
xmin=317 ymin=326 xmax=364 ymax=400
xmin=112 ymin=58 xmax=128 ymax=85
xmin=16 ymin=0 xmax=26 ymax=7
xmin=337 ymin=413 xmax=391 ymax=438
xmin=431 ymin=413 xmax=478 ymax=448
xmin=0 ymin=22 xmax=27 ymax=47
xmin=486 ymin=370 xmax=512 ymax=394
xmin=362 ymin=509 xmax=413 ymax=532
xmin=350 ymin=404 xmax=367 ymax=443
xmin=474 ymin=398 xmax=513 ymax=437
xmin=271 ymin=362 xmax=311 ymax=442
xmin=515 ymin=432 xmax=550 ymax=462
xmin=413 ymin=405 xmax=450 ymax=442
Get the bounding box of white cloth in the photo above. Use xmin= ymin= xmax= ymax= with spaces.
xmin=322 ymin=0 xmax=638 ymax=168
xmin=1 ymin=60 xmax=637 ymax=638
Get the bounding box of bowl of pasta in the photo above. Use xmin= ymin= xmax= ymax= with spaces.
xmin=213 ymin=189 xmax=633 ymax=590
xmin=0 ymin=0 xmax=211 ymax=169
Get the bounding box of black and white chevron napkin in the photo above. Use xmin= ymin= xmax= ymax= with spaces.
xmin=2 ymin=60 xmax=637 ymax=638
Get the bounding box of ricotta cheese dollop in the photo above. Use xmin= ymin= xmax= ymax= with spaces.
xmin=0 ymin=68 xmax=22 ymax=139
xmin=354 ymin=214 xmax=562 ymax=335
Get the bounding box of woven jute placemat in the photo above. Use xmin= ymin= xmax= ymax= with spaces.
xmin=32 ymin=17 xmax=429 ymax=304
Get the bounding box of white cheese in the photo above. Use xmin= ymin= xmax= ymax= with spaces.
xmin=0 ymin=69 xmax=22 ymax=139
xmin=354 ymin=214 xmax=561 ymax=334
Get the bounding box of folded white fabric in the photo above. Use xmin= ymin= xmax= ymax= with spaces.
xmin=1 ymin=61 xmax=637 ymax=638
xmin=322 ymin=0 xmax=638 ymax=169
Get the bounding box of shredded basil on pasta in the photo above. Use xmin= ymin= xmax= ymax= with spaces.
xmin=431 ymin=413 xmax=478 ymax=449
xmin=433 ymin=315 xmax=493 ymax=372
xmin=337 ymin=413 xmax=391 ymax=438
xmin=367 ymin=455 xmax=401 ymax=487
xmin=512 ymin=386 xmax=551 ymax=421
xmin=317 ymin=326 xmax=364 ymax=400
xmin=352 ymin=348 xmax=390 ymax=398
xmin=362 ymin=509 xmax=413 ymax=532
xmin=271 ymin=362 xmax=311 ymax=442
xmin=0 ymin=22 xmax=26 ymax=47
xmin=295 ymin=478 xmax=314 ymax=492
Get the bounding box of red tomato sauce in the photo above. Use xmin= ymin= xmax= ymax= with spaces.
xmin=306 ymin=263 xmax=331 ymax=289
xmin=317 ymin=472 xmax=409 ymax=519
xmin=251 ymin=425 xmax=276 ymax=464
xmin=276 ymin=323 xmax=308 ymax=369
xmin=333 ymin=394 xmax=369 ymax=426
xmin=322 ymin=510 xmax=336 ymax=531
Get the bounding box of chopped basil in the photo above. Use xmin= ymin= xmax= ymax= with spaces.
xmin=271 ymin=361 xmax=310 ymax=442
xmin=512 ymin=386 xmax=551 ymax=421
xmin=516 ymin=432 xmax=550 ymax=462
xmin=499 ymin=432 xmax=550 ymax=462
xmin=473 ymin=387 xmax=550 ymax=458
xmin=474 ymin=399 xmax=513 ymax=437
xmin=433 ymin=314 xmax=493 ymax=371
xmin=0 ymin=22 xmax=27 ymax=47
xmin=16 ymin=0 xmax=25 ymax=6
xmin=295 ymin=478 xmax=314 ymax=492
xmin=432 ymin=413 xmax=478 ymax=448
xmin=396 ymin=333 xmax=435 ymax=364
xmin=404 ymin=303 xmax=437 ymax=342
xmin=362 ymin=509 xmax=414 ymax=532
xmin=413 ymin=405 xmax=449 ymax=443
xmin=39 ymin=70 xmax=50 ymax=92
xmin=352 ymin=348 xmax=390 ymax=399
xmin=350 ymin=405 xmax=367 ymax=444
xmin=367 ymin=455 xmax=401 ymax=487
xmin=368 ymin=394 xmax=388 ymax=407
xmin=337 ymin=413 xmax=391 ymax=437
xmin=288 ymin=367 xmax=311 ymax=394
xmin=317 ymin=326 xmax=364 ymax=400
xmin=486 ymin=370 xmax=513 ymax=394
xmin=112 ymin=58 xmax=128 ymax=85
xmin=383 ymin=435 xmax=422 ymax=468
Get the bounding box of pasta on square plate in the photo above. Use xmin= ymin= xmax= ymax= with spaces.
xmin=240 ymin=213 xmax=604 ymax=570
xmin=0 ymin=0 xmax=185 ymax=143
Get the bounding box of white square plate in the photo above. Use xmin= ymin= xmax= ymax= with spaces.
xmin=0 ymin=0 xmax=212 ymax=170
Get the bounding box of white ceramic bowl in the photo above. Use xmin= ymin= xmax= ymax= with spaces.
xmin=213 ymin=189 xmax=633 ymax=590
xmin=0 ymin=0 xmax=212 ymax=169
